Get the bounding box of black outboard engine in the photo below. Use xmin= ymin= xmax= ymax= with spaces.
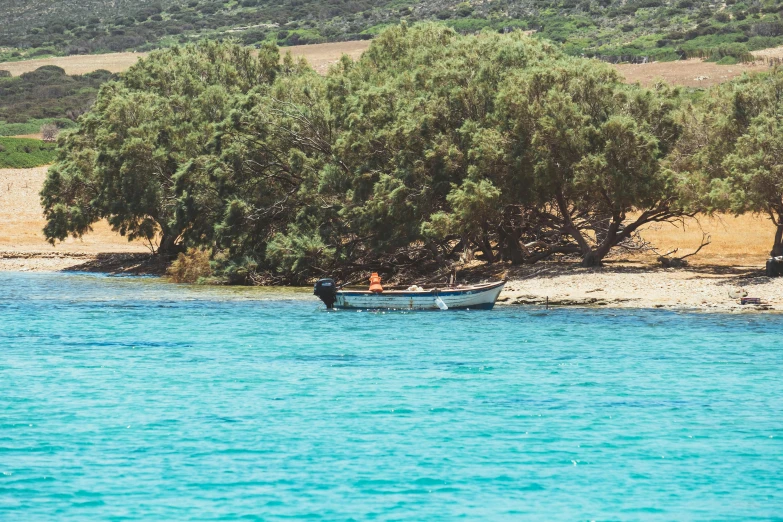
xmin=313 ymin=278 xmax=338 ymax=309
xmin=767 ymin=257 xmax=783 ymax=277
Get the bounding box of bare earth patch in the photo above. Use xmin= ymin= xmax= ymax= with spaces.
xmin=0 ymin=41 xmax=371 ymax=76
xmin=615 ymin=58 xmax=770 ymax=88
xmin=0 ymin=166 xmax=149 ymax=271
xmin=0 ymin=52 xmax=147 ymax=75
xmin=630 ymin=214 xmax=772 ymax=267
xmin=282 ymin=41 xmax=370 ymax=74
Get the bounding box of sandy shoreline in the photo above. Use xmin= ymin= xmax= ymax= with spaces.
xmin=1 ymin=253 xmax=779 ymax=312
xmin=0 ymin=251 xmax=164 ymax=273
xmin=496 ymin=263 xmax=780 ymax=312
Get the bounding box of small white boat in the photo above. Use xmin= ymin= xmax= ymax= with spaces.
xmin=313 ymin=279 xmax=506 ymax=311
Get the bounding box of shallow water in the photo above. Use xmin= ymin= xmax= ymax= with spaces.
xmin=1 ymin=272 xmax=782 ymax=520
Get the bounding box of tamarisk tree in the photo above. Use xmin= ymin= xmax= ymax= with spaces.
xmin=176 ymin=57 xmax=339 ymax=283
xmin=41 ymin=40 xmax=280 ymax=255
xmin=670 ymin=69 xmax=783 ymax=256
xmin=41 ymin=25 xmax=700 ymax=283
xmin=327 ymin=23 xmax=562 ymax=266
xmin=496 ymin=59 xmax=685 ymax=266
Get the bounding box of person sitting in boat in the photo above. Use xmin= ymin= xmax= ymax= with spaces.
xmin=369 ymin=272 xmax=383 ymax=293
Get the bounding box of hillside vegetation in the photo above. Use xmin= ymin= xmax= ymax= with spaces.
xmin=0 ymin=65 xmax=112 ymax=135
xmin=1 ymin=0 xmax=782 ymax=63
xmin=0 ymin=137 xmax=56 ymax=168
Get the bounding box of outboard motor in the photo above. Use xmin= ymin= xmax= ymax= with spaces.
xmin=767 ymin=257 xmax=783 ymax=277
xmin=313 ymin=278 xmax=338 ymax=309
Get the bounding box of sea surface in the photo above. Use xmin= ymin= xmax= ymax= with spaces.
xmin=1 ymin=272 xmax=782 ymax=520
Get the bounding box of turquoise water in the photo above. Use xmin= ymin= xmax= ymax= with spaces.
xmin=2 ymin=272 xmax=782 ymax=520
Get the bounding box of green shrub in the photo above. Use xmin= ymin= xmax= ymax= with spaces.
xmin=714 ymin=11 xmax=731 ymax=23
xmin=0 ymin=118 xmax=75 ymax=137
xmin=708 ymin=42 xmax=752 ymax=61
xmin=716 ymin=55 xmax=740 ymax=64
xmin=167 ymin=248 xmax=213 ymax=283
xmin=0 ymin=137 xmax=56 ymax=168
xmin=0 ymin=66 xmax=112 ymax=130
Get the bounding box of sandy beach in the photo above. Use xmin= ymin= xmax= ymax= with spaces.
xmin=496 ymin=263 xmax=780 ymax=312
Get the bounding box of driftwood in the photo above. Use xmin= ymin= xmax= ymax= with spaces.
xmin=656 ymin=233 xmax=711 ymax=268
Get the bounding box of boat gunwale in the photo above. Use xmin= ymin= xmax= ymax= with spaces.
xmin=336 ymin=280 xmax=505 ymax=297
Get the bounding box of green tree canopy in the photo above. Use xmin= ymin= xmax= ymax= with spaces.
xmin=42 ymin=25 xmax=697 ymax=283
xmin=324 ymin=23 xmax=562 ymax=267
xmin=41 ymin=39 xmax=280 ymax=254
xmin=670 ymin=68 xmax=783 ymax=255
xmin=496 ymin=59 xmax=684 ymax=265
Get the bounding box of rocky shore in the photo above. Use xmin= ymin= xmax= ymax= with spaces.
xmin=495 ymin=263 xmax=780 ymax=312
xmin=0 ymin=251 xmax=166 ymax=274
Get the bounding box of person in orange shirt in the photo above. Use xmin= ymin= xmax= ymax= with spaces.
xmin=369 ymin=272 xmax=383 ymax=293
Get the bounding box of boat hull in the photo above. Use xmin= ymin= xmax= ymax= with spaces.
xmin=333 ymin=281 xmax=505 ymax=310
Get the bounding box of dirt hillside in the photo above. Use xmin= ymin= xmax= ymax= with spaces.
xmin=0 ymin=41 xmax=371 ymax=76
xmin=2 ymin=41 xmax=779 ymax=88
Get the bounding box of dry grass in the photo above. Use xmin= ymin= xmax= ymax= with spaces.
xmin=1 ymin=39 xmax=777 ymax=89
xmin=615 ymin=59 xmax=771 ymax=88
xmin=751 ymin=45 xmax=783 ymax=60
xmin=0 ymin=166 xmax=148 ymax=254
xmin=0 ymin=41 xmax=371 ymax=76
xmin=282 ymin=40 xmax=370 ymax=74
xmin=167 ymin=247 xmax=212 ymax=283
xmin=631 ymin=214 xmax=772 ymax=266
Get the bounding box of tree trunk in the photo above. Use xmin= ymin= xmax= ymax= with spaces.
xmin=581 ymin=216 xmax=622 ymax=267
xmin=772 ymin=224 xmax=783 ymax=257
xmin=499 ymin=226 xmax=524 ymax=264
xmin=524 ymin=244 xmax=581 ymax=264
xmin=480 ymin=223 xmax=496 ymax=264
xmin=480 ymin=235 xmax=496 ymax=263
xmin=157 ymin=230 xmax=179 ymax=257
xmin=554 ymin=190 xmax=596 ymax=266
xmin=580 ymin=250 xmax=602 ymax=267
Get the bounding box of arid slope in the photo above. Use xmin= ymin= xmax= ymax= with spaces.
xmin=0 ymin=41 xmax=371 ymax=76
